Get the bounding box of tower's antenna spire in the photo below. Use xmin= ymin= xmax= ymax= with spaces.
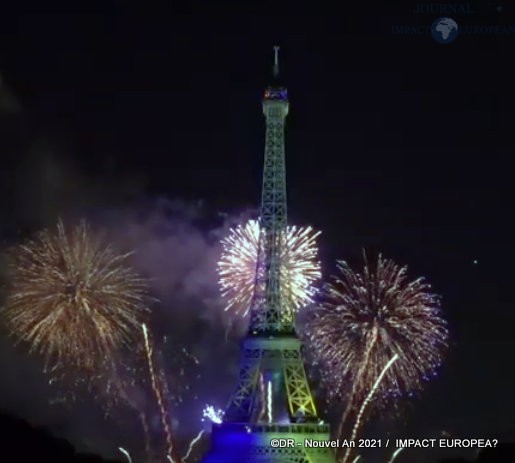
xmin=273 ymin=45 xmax=280 ymax=77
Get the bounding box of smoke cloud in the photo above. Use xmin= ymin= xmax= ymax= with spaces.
xmin=0 ymin=128 xmax=253 ymax=459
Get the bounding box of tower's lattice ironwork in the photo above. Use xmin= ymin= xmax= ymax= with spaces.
xmin=201 ymin=47 xmax=336 ymax=463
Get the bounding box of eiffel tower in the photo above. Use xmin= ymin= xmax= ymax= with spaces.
xmin=201 ymin=47 xmax=336 ymax=463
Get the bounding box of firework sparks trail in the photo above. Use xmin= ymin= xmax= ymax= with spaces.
xmin=182 ymin=347 xmax=200 ymax=365
xmin=1 ymin=220 xmax=150 ymax=377
xmin=258 ymin=373 xmax=266 ymax=422
xmin=97 ymin=358 xmax=154 ymax=460
xmin=387 ymin=447 xmax=405 ymax=463
xmin=342 ymin=354 xmax=399 ymax=463
xmin=218 ymin=219 xmax=321 ymax=317
xmin=267 ymin=380 xmax=273 ymax=423
xmin=182 ymin=430 xmax=206 ymax=462
xmin=138 ymin=410 xmax=152 ymax=462
xmin=351 ymin=456 xmax=361 ymax=463
xmin=118 ymin=447 xmax=132 ymax=463
xmin=306 ymin=253 xmax=448 ymax=424
xmin=158 ymin=339 xmax=201 ymax=408
xmin=336 ymin=324 xmax=379 ymax=441
xmin=142 ymin=324 xmax=182 ymax=463
xmin=202 ymin=405 xmax=224 ymax=424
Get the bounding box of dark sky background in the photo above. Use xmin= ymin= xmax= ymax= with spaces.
xmin=0 ymin=1 xmax=514 ymax=462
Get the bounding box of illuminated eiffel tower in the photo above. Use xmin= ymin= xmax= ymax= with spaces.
xmin=201 ymin=47 xmax=336 ymax=463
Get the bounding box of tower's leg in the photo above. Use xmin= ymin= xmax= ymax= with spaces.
xmin=282 ymin=344 xmax=318 ymax=421
xmin=225 ymin=345 xmax=262 ymax=422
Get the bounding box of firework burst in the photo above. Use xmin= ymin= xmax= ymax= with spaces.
xmin=1 ymin=220 xmax=150 ymax=376
xmin=218 ymin=219 xmax=321 ymax=317
xmin=202 ymin=404 xmax=224 ymax=424
xmin=305 ymin=253 xmax=448 ymax=432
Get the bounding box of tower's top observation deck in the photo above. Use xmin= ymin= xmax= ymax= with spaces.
xmin=263 ymin=46 xmax=288 ymax=102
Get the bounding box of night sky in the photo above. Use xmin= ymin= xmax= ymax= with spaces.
xmin=0 ymin=1 xmax=514 ymax=462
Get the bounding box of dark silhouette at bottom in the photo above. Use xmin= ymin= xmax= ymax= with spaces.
xmin=0 ymin=411 xmax=123 ymax=463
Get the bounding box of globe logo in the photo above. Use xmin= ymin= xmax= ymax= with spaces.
xmin=431 ymin=17 xmax=459 ymax=44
